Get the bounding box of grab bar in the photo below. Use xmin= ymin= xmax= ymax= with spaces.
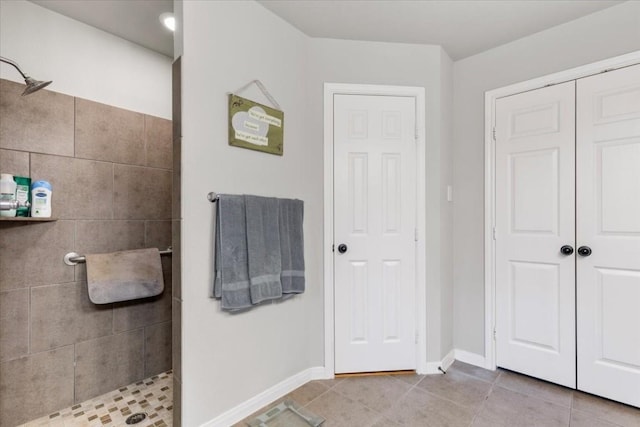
xmin=63 ymin=248 xmax=173 ymax=266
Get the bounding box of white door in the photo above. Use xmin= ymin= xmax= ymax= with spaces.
xmin=495 ymin=81 xmax=577 ymax=388
xmin=333 ymin=94 xmax=417 ymax=374
xmin=576 ymin=64 xmax=640 ymax=407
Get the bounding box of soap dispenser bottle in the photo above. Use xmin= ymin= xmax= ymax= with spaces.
xmin=0 ymin=173 xmax=17 ymax=217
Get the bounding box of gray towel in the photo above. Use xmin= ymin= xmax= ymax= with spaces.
xmin=279 ymin=198 xmax=305 ymax=294
xmin=245 ymin=195 xmax=283 ymax=303
xmin=86 ymin=248 xmax=164 ymax=304
xmin=213 ymin=195 xmax=252 ymax=310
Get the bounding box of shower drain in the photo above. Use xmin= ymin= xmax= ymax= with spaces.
xmin=125 ymin=413 xmax=147 ymax=424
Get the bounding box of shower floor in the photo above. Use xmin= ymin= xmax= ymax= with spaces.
xmin=19 ymin=371 xmax=173 ymax=427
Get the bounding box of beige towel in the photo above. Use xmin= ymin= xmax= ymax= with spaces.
xmin=86 ymin=248 xmax=164 ymax=304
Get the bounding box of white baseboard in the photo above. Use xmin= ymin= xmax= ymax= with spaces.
xmin=202 ymin=366 xmax=326 ymax=427
xmin=309 ymin=366 xmax=333 ymax=380
xmin=454 ymin=349 xmax=487 ymax=368
xmin=424 ymin=348 xmax=455 ymax=374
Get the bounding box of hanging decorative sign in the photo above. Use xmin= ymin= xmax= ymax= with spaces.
xmin=228 ymin=81 xmax=284 ymax=156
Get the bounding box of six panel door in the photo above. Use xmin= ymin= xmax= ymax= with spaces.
xmin=333 ymin=94 xmax=417 ymax=374
xmin=576 ymin=64 xmax=640 ymax=407
xmin=495 ymin=81 xmax=577 ymax=388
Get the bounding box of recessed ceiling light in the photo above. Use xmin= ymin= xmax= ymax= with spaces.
xmin=159 ymin=12 xmax=175 ymax=32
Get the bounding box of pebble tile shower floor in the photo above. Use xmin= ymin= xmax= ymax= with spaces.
xmin=19 ymin=371 xmax=173 ymax=427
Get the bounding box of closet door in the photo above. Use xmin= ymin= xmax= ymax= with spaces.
xmin=576 ymin=64 xmax=640 ymax=407
xmin=495 ymin=81 xmax=576 ymax=388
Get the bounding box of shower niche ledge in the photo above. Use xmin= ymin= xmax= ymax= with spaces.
xmin=0 ymin=217 xmax=58 ymax=222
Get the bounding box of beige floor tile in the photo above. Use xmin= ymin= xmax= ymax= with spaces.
xmin=315 ymin=377 xmax=345 ymax=389
xmin=332 ymin=375 xmax=413 ymax=413
xmin=286 ymin=381 xmax=330 ymax=405
xmin=306 ymin=389 xmax=383 ymax=427
xmin=416 ymin=369 xmax=492 ymax=410
xmin=569 ymin=409 xmax=620 ymax=427
xmin=496 ymin=370 xmax=574 ymax=407
xmin=384 ymin=387 xmax=475 ymax=427
xmin=476 ymin=386 xmax=570 ymax=427
xmin=572 ymin=391 xmax=640 ymax=427
xmin=394 ymin=373 xmax=426 ymax=386
xmin=449 ymin=361 xmax=500 ymax=383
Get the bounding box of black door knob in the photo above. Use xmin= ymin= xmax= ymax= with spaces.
xmin=578 ymin=246 xmax=592 ymax=257
xmin=337 ymin=244 xmax=348 ymax=254
xmin=560 ymin=245 xmax=574 ymax=255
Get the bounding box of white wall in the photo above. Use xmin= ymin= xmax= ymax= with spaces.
xmin=0 ymin=0 xmax=171 ymax=119
xmin=180 ymin=2 xmax=318 ymax=425
xmin=439 ymin=49 xmax=454 ymax=359
xmin=452 ymin=1 xmax=640 ymax=356
xmin=180 ymin=6 xmax=456 ymax=422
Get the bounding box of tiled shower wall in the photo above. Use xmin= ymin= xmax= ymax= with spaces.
xmin=0 ymin=79 xmax=173 ymax=427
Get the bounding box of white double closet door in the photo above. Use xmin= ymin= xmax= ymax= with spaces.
xmin=495 ymin=64 xmax=640 ymax=407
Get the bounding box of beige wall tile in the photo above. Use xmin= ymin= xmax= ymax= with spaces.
xmin=0 ymin=288 xmax=29 ymax=361
xmin=114 ymin=164 xmax=171 ymax=220
xmin=173 ymin=376 xmax=182 ymax=427
xmin=30 ymin=282 xmax=112 ymax=353
xmin=75 ymin=220 xmax=145 ymax=255
xmin=172 ymin=137 xmax=181 ymax=220
xmin=30 ymin=154 xmax=113 ymax=220
xmin=0 ymin=79 xmax=74 ymax=156
xmin=171 ymin=220 xmax=181 ymax=300
xmin=74 ymin=220 xmax=145 ymax=282
xmin=0 ymin=221 xmax=74 ymax=290
xmin=172 ymin=58 xmax=181 ymax=144
xmin=145 ymin=220 xmax=171 ymax=249
xmin=145 ymin=115 xmax=172 ymax=169
xmin=113 ymin=282 xmax=171 ymax=333
xmin=75 ymin=330 xmax=144 ymax=402
xmin=144 ymin=320 xmax=172 ymax=377
xmin=0 ymin=148 xmax=29 ymax=177
xmin=172 ymin=298 xmax=181 ymax=382
xmin=75 ymin=98 xmax=145 ymax=165
xmin=0 ymin=346 xmax=74 ymax=426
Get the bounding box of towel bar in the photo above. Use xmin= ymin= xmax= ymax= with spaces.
xmin=63 ymin=248 xmax=173 ymax=266
xmin=207 ymin=192 xmax=219 ymax=202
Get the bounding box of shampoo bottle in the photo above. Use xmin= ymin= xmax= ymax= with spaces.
xmin=0 ymin=173 xmax=17 ymax=217
xmin=31 ymin=180 xmax=52 ymax=218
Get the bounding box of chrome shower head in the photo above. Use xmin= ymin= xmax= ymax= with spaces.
xmin=0 ymin=56 xmax=52 ymax=96
xmin=22 ymin=76 xmax=52 ymax=96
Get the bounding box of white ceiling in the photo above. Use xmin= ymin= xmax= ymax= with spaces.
xmin=258 ymin=0 xmax=625 ymax=60
xmin=28 ymin=0 xmax=624 ymax=60
xmin=29 ymin=0 xmax=174 ymax=57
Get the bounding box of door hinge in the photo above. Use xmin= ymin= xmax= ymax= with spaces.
xmin=492 ymin=227 xmax=496 ymax=240
xmin=415 ymin=332 xmax=419 ymax=344
xmin=414 ymin=228 xmax=419 ymax=242
xmin=492 ymin=127 xmax=496 ymax=141
xmin=332 ymin=244 xmax=335 ymax=252
xmin=493 ymin=327 xmax=497 ymax=341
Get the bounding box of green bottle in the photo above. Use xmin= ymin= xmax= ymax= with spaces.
xmin=14 ymin=176 xmax=31 ymax=217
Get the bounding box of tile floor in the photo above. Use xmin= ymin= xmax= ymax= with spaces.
xmin=19 ymin=371 xmax=173 ymax=427
xmin=234 ymin=362 xmax=640 ymax=427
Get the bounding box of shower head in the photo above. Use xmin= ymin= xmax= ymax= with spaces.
xmin=22 ymin=76 xmax=52 ymax=96
xmin=0 ymin=56 xmax=52 ymax=96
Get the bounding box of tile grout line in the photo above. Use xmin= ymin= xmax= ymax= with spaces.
xmin=468 ymin=369 xmax=503 ymax=426
xmin=494 ymin=376 xmax=575 ymax=409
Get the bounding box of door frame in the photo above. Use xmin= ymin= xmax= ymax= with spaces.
xmin=324 ymin=83 xmax=427 ymax=376
xmin=484 ymin=51 xmax=640 ymax=370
